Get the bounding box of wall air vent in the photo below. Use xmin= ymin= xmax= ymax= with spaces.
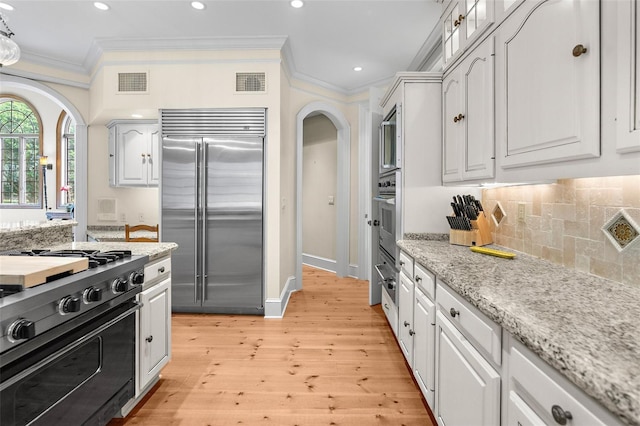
xmin=118 ymin=72 xmax=148 ymax=93
xmin=236 ymin=72 xmax=266 ymax=92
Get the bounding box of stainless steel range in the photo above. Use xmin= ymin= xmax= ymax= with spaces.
xmin=0 ymin=249 xmax=148 ymax=426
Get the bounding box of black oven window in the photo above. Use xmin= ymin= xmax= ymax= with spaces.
xmin=381 ymin=208 xmax=394 ymax=234
xmin=13 ymin=337 xmax=101 ymax=425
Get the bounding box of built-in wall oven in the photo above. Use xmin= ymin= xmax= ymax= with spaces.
xmin=374 ymin=172 xmax=398 ymax=304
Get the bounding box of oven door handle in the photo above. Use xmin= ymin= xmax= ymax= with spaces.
xmin=0 ymin=302 xmax=141 ymax=391
xmin=373 ymin=196 xmax=395 ymax=205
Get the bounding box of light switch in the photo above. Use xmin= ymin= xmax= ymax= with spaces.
xmin=328 ymin=196 xmax=335 ymax=205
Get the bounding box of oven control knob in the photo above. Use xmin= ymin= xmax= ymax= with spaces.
xmin=59 ymin=296 xmax=81 ymax=314
xmin=111 ymin=277 xmax=128 ymax=294
xmin=129 ymin=271 xmax=145 ymax=286
xmin=83 ymin=287 xmax=103 ymax=303
xmin=7 ymin=319 xmax=36 ymax=342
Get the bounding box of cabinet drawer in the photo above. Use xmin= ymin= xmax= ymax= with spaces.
xmin=381 ymin=287 xmax=398 ymax=337
xmin=399 ymin=251 xmax=414 ymax=278
xmin=144 ymin=256 xmax=171 ymax=286
xmin=436 ymin=280 xmax=501 ymax=365
xmin=509 ymin=344 xmax=618 ymax=426
xmin=414 ymin=263 xmax=435 ymax=301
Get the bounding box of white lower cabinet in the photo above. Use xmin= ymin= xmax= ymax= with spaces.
xmin=120 ymin=255 xmax=172 ymax=417
xmin=435 ymin=310 xmax=501 ymax=426
xmin=506 ymin=338 xmax=623 ymax=426
xmin=413 ymin=286 xmax=436 ymax=409
xmin=139 ymin=277 xmax=171 ymax=392
xmin=398 ymin=272 xmax=415 ymax=365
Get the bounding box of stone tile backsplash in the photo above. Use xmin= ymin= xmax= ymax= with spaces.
xmin=482 ymin=176 xmax=640 ymax=287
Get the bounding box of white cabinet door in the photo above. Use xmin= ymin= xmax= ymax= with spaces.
xmin=616 ymin=0 xmax=640 ymax=153
xmin=497 ymin=0 xmax=600 ymax=168
xmin=443 ymin=71 xmax=463 ymax=182
xmin=109 ymin=121 xmax=159 ymax=187
xmin=443 ymin=37 xmax=495 ymax=183
xmin=413 ymin=287 xmax=436 ymax=409
xmin=118 ymin=125 xmax=148 ymax=186
xmin=148 ymin=127 xmax=161 ymax=185
xmin=443 ymin=0 xmax=495 ymax=68
xmin=463 ymin=38 xmax=495 ymax=180
xmin=435 ymin=311 xmax=501 ymax=426
xmin=398 ymin=272 xmax=415 ymax=366
xmin=139 ymin=277 xmax=172 ymax=391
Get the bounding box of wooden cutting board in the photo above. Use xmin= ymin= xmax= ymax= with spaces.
xmin=0 ymin=256 xmax=89 ymax=288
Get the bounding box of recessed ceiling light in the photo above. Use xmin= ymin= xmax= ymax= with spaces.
xmin=290 ymin=0 xmax=304 ymax=8
xmin=191 ymin=1 xmax=205 ymax=10
xmin=94 ymin=2 xmax=109 ymax=11
xmin=131 ymin=114 xmax=143 ymax=119
xmin=353 ymin=66 xmax=363 ymax=72
xmin=0 ymin=2 xmax=14 ymax=11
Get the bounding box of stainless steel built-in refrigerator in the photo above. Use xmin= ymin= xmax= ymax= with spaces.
xmin=160 ymin=109 xmax=265 ymax=314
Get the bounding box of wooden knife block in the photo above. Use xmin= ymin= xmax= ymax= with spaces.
xmin=449 ymin=213 xmax=493 ymax=247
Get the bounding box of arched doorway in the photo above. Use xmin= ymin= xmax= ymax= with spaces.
xmin=2 ymin=75 xmax=88 ymax=240
xmin=296 ymin=102 xmax=350 ymax=289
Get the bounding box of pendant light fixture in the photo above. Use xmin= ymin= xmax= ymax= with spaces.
xmin=0 ymin=12 xmax=19 ymax=66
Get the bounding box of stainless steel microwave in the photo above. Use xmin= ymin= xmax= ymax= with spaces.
xmin=379 ymin=105 xmax=400 ymax=174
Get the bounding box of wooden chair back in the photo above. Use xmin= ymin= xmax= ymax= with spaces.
xmin=125 ymin=224 xmax=159 ymax=242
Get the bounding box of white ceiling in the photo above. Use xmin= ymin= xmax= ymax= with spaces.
xmin=1 ymin=0 xmax=442 ymax=94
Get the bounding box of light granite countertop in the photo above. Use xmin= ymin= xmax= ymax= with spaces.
xmin=86 ymin=227 xmax=156 ymax=242
xmin=397 ymin=238 xmax=640 ymax=426
xmin=46 ymin=242 xmax=178 ymax=262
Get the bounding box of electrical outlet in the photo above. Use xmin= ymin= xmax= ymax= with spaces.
xmin=138 ymin=213 xmax=144 ymax=222
xmin=517 ymin=203 xmax=525 ymax=221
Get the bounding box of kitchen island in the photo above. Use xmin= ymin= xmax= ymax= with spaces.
xmin=397 ymin=236 xmax=639 ymax=426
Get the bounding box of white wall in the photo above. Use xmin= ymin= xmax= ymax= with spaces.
xmin=302 ymin=114 xmax=337 ymax=260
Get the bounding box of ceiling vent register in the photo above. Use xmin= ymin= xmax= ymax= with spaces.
xmin=236 ymin=72 xmax=266 ymax=92
xmin=118 ymin=72 xmax=148 ymax=93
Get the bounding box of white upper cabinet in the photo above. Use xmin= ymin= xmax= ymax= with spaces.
xmin=616 ymin=0 xmax=640 ymax=154
xmin=442 ymin=0 xmax=495 ymax=68
xmin=443 ymin=37 xmax=495 ymax=183
xmin=108 ymin=120 xmax=160 ymax=187
xmin=495 ymin=0 xmax=600 ymax=169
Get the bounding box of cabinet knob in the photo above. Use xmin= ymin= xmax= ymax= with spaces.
xmin=572 ymin=44 xmax=587 ymax=57
xmin=454 ymin=14 xmax=465 ymax=27
xmin=450 ymin=308 xmax=460 ymax=318
xmin=409 ymin=329 xmax=415 ymax=336
xmin=383 ymin=303 xmax=389 ymax=310
xmin=551 ymin=405 xmax=573 ymax=425
xmin=399 ymin=260 xmax=405 ymax=266
xmin=146 ymin=335 xmax=154 ymax=343
xmin=415 ymin=276 xmax=422 ymax=282
xmin=159 ymin=266 xmax=165 ymax=273
xmin=404 ymin=321 xmax=410 ymax=327
xmin=141 ymin=153 xmax=146 ymax=157
xmin=453 ymin=113 xmax=465 ymax=123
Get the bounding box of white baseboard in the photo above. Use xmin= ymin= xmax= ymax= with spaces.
xmin=302 ymin=253 xmax=336 ymax=273
xmin=348 ymin=264 xmax=358 ymax=279
xmin=264 ymin=275 xmax=296 ymax=318
xmin=302 ymin=254 xmax=360 ymax=279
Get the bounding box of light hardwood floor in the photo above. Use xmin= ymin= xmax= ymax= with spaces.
xmin=109 ymin=266 xmax=435 ymax=425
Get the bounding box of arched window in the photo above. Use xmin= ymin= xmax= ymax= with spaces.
xmin=57 ymin=112 xmax=75 ymax=208
xmin=0 ymin=97 xmax=43 ymax=208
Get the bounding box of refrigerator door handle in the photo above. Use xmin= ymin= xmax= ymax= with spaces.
xmin=201 ymin=141 xmax=208 ymax=302
xmin=194 ymin=140 xmax=202 ymax=303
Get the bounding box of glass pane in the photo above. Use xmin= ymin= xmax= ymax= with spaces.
xmin=24 ymin=138 xmax=40 ymax=205
xmin=1 ymin=137 xmax=19 ymax=204
xmin=467 ymin=4 xmax=477 ymax=36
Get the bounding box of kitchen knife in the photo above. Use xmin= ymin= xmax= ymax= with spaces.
xmin=466 ymin=204 xmax=478 ymax=220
